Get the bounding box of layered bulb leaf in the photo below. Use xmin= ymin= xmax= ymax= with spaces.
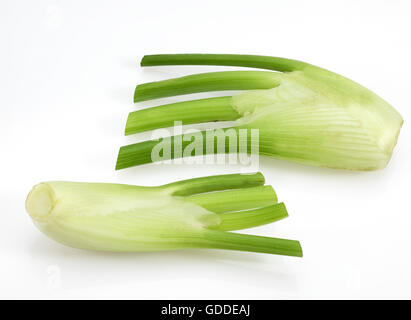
xmin=233 ymin=69 xmax=403 ymax=170
xmin=25 ymin=173 xmax=303 ymax=257
xmin=116 ymin=54 xmax=403 ymax=171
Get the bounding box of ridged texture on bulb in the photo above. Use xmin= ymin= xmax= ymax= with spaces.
xmin=26 ymin=182 xmax=219 ymax=252
xmin=232 ymin=69 xmax=403 ymax=170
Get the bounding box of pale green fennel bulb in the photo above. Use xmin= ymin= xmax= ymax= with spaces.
xmin=25 ymin=173 xmax=302 ymax=257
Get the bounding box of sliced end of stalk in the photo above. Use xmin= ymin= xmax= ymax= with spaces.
xmin=25 ymin=183 xmax=55 ymax=221
xmin=116 ymin=139 xmax=161 ymax=169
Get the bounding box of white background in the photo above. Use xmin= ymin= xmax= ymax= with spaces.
xmin=1 ymin=0 xmax=410 ymax=299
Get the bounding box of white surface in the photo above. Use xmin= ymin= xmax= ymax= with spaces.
xmin=1 ymin=0 xmax=410 ymax=299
